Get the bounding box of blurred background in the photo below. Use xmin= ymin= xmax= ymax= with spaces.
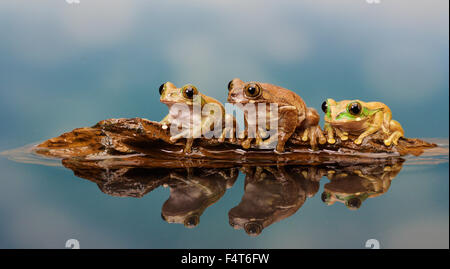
xmin=0 ymin=0 xmax=448 ymax=248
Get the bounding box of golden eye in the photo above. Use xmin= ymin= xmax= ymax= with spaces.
xmin=348 ymin=102 xmax=362 ymax=116
xmin=182 ymin=85 xmax=198 ymax=99
xmin=244 ymin=83 xmax=261 ymax=98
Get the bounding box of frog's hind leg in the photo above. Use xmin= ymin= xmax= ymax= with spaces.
xmin=354 ymin=111 xmax=383 ymax=145
xmin=274 ymin=106 xmax=299 ymax=152
xmin=302 ymin=125 xmax=326 ymax=150
xmin=384 ymin=120 xmax=404 ymax=146
xmin=300 ymin=108 xmax=326 ymax=149
xmin=381 ymin=111 xmax=392 ymax=134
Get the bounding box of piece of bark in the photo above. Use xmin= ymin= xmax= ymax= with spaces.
xmin=34 ymin=118 xmax=437 ymax=165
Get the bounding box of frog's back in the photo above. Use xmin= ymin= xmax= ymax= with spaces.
xmin=364 ymin=101 xmax=391 ymax=113
xmin=260 ymin=83 xmax=306 ymax=109
xmin=201 ymin=94 xmax=225 ymax=110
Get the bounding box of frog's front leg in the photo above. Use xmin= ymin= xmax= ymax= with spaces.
xmin=334 ymin=128 xmax=348 ymax=141
xmin=169 ymin=129 xmax=194 ymax=153
xmin=169 ymin=129 xmax=189 ymax=142
xmin=324 ymin=122 xmax=336 ymax=144
xmin=238 ymin=117 xmax=253 ymax=149
xmin=169 ymin=121 xmax=201 ymax=153
xmin=184 ymin=138 xmax=194 ymax=153
xmin=354 ymin=112 xmax=383 ymax=145
xmin=219 ymin=114 xmax=236 ymax=143
xmin=323 ymin=123 xmax=348 ymax=144
xmin=241 ymin=128 xmax=262 ymax=149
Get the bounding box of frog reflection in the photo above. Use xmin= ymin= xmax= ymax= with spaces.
xmin=228 ymin=166 xmax=323 ymax=236
xmin=321 ymin=162 xmax=403 ymax=210
xmin=162 ymin=167 xmax=238 ymax=228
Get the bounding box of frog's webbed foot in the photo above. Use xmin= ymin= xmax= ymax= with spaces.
xmin=218 ymin=127 xmax=233 ymax=143
xmin=301 ymin=125 xmax=326 ymax=150
xmin=218 ymin=125 xmax=236 ymax=143
xmin=241 ymin=137 xmax=253 ymax=149
xmin=334 ymin=128 xmax=348 ymax=141
xmin=384 ymin=131 xmax=403 ymax=146
xmin=324 ymin=123 xmax=336 ymax=144
xmin=324 ymin=124 xmax=349 ymax=145
xmin=169 ymin=128 xmax=196 ymax=153
xmin=239 ymin=127 xmax=263 ymax=149
xmin=238 ymin=129 xmax=247 ymax=140
xmin=236 ymin=128 xmax=252 ymax=148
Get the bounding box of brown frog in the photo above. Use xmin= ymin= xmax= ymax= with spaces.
xmin=227 ymin=78 xmax=326 ymax=152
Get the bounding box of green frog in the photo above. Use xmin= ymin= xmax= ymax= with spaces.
xmin=227 ymin=78 xmax=326 ymax=152
xmin=321 ymin=99 xmax=404 ymax=146
xmin=159 ymin=82 xmax=235 ymax=153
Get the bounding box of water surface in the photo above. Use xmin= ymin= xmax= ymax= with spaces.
xmin=0 ymin=139 xmax=447 ymax=248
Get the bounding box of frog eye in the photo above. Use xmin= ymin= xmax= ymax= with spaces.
xmin=321 ymin=101 xmax=328 ymax=113
xmin=243 ymin=83 xmax=262 ymax=98
xmin=346 ymin=197 xmax=362 ymax=209
xmin=182 ymin=85 xmax=198 ymax=99
xmin=184 ymin=214 xmax=199 ymax=228
xmin=321 ymin=192 xmax=331 ymax=203
xmin=244 ymin=222 xmax=262 ymax=236
xmin=159 ymin=83 xmax=166 ymax=95
xmin=348 ymin=102 xmax=362 ymax=116
xmin=228 ymin=80 xmax=234 ymax=91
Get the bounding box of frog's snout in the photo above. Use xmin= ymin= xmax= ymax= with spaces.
xmin=228 ymin=92 xmax=238 ymax=102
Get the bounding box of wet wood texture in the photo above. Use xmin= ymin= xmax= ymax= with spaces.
xmin=34 ymin=118 xmax=437 ymax=167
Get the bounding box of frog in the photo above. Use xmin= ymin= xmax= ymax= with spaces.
xmin=321 ymin=162 xmax=403 ymax=210
xmin=159 ymin=82 xmax=235 ymax=153
xmin=321 ymin=98 xmax=404 ymax=146
xmin=227 ymin=78 xmax=326 ymax=152
xmin=228 ymin=166 xmax=307 ymax=236
xmin=162 ymin=167 xmax=238 ymax=228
